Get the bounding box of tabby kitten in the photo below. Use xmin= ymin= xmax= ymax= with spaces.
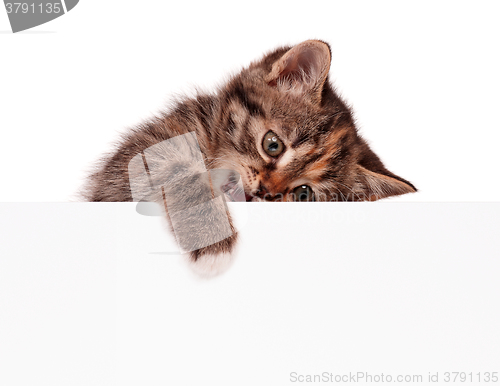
xmin=82 ymin=40 xmax=416 ymax=275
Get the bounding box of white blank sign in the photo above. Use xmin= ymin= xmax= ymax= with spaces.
xmin=1 ymin=203 xmax=499 ymax=385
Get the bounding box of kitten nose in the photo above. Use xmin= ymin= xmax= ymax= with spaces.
xmin=254 ymin=183 xmax=270 ymax=199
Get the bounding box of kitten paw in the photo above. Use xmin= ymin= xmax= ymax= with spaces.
xmin=185 ymin=233 xmax=238 ymax=277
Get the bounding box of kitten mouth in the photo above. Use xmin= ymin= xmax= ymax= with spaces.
xmin=218 ymin=167 xmax=253 ymax=201
xmin=214 ymin=170 xmax=247 ymax=202
xmin=221 ymin=183 xmax=245 ymax=202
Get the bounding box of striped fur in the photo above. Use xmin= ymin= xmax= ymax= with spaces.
xmin=81 ymin=40 xmax=416 ymax=275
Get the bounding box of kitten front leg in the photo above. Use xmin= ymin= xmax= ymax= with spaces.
xmin=127 ymin=132 xmax=240 ymax=277
xmin=159 ymin=169 xmax=239 ymax=277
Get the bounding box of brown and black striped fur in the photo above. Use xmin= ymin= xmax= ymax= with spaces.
xmin=82 ymin=40 xmax=416 ymax=275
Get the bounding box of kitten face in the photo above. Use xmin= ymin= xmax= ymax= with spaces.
xmin=210 ymin=40 xmax=416 ymax=202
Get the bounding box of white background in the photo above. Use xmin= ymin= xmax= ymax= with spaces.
xmin=1 ymin=2 xmax=500 ymax=386
xmin=1 ymin=1 xmax=500 ymax=201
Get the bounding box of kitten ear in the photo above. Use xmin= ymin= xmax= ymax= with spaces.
xmin=265 ymin=40 xmax=331 ymax=102
xmin=353 ymin=164 xmax=417 ymax=201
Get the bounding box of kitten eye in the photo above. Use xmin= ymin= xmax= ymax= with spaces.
xmin=292 ymin=185 xmax=315 ymax=202
xmin=262 ymin=131 xmax=284 ymax=157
